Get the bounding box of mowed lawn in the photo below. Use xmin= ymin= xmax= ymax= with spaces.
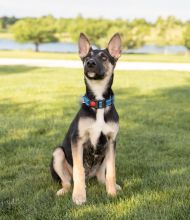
xmin=0 ymin=66 xmax=190 ymax=220
xmin=0 ymin=50 xmax=190 ymax=63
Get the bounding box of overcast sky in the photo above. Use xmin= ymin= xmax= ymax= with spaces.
xmin=0 ymin=0 xmax=189 ymax=21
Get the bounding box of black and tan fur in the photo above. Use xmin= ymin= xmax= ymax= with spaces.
xmin=50 ymin=33 xmax=122 ymax=205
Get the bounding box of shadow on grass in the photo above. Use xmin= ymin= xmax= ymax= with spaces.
xmin=0 ymin=83 xmax=190 ymax=219
xmin=0 ymin=65 xmax=39 ymax=75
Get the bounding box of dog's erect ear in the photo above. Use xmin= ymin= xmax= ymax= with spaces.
xmin=107 ymin=33 xmax=122 ymax=59
xmin=78 ymin=33 xmax=91 ymax=58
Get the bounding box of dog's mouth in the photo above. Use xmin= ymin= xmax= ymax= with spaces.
xmin=85 ymin=71 xmax=105 ymax=80
xmin=87 ymin=72 xmax=96 ymax=78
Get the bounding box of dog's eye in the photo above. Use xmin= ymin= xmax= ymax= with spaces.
xmin=101 ymin=54 xmax=107 ymax=61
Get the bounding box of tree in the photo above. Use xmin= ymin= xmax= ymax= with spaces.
xmin=0 ymin=18 xmax=3 ymax=29
xmin=11 ymin=16 xmax=58 ymax=52
xmin=110 ymin=20 xmax=149 ymax=49
xmin=184 ymin=21 xmax=190 ymax=50
xmin=0 ymin=16 xmax=18 ymax=29
xmin=67 ymin=17 xmax=112 ymax=48
xmin=153 ymin=16 xmax=184 ymax=52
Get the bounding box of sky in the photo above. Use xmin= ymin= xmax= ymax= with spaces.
xmin=0 ymin=0 xmax=190 ymax=21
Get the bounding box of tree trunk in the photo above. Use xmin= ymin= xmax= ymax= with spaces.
xmin=35 ymin=43 xmax=39 ymax=52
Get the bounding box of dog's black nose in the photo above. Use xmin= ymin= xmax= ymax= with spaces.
xmin=86 ymin=59 xmax=96 ymax=68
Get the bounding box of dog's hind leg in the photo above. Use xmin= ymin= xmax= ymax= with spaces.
xmin=96 ymin=159 xmax=106 ymax=184
xmin=51 ymin=148 xmax=72 ymax=196
xmin=96 ymin=158 xmax=122 ymax=192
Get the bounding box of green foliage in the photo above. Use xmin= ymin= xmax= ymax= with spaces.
xmin=0 ymin=66 xmax=190 ymax=219
xmin=152 ymin=16 xmax=184 ymax=46
xmin=67 ymin=17 xmax=150 ymax=49
xmin=11 ymin=16 xmax=58 ymax=52
xmin=67 ymin=17 xmax=112 ymax=48
xmin=120 ymin=19 xmax=151 ymax=49
xmin=0 ymin=19 xmax=3 ymax=30
xmin=62 ymin=17 xmax=149 ymax=49
xmin=0 ymin=16 xmax=17 ymax=29
xmin=5 ymin=15 xmax=190 ymax=50
xmin=184 ymin=21 xmax=190 ymax=50
xmin=56 ymin=18 xmax=73 ymax=33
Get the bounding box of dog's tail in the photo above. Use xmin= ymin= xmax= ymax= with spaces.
xmin=49 ymin=157 xmax=61 ymax=183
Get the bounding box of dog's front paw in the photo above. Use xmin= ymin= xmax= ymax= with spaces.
xmin=72 ymin=190 xmax=86 ymax=205
xmin=56 ymin=188 xmax=67 ymax=196
xmin=107 ymin=184 xmax=122 ymax=196
xmin=107 ymin=189 xmax=117 ymax=197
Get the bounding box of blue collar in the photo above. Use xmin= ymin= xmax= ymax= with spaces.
xmin=82 ymin=95 xmax=114 ymax=109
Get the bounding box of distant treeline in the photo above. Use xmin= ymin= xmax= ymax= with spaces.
xmin=1 ymin=15 xmax=190 ymax=51
xmin=0 ymin=16 xmax=18 ymax=29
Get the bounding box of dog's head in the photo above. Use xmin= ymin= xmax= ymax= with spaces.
xmin=78 ymin=33 xmax=121 ymax=80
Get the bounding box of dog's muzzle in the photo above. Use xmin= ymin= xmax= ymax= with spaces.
xmin=84 ymin=58 xmax=105 ymax=79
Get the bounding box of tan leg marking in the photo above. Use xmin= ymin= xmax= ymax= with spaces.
xmin=53 ymin=148 xmax=71 ymax=196
xmin=96 ymin=158 xmax=122 ymax=192
xmin=96 ymin=158 xmax=106 ymax=184
xmin=105 ymin=139 xmax=117 ymax=196
xmin=72 ymin=141 xmax=86 ymax=205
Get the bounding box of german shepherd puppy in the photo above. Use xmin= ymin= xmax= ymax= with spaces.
xmin=50 ymin=33 xmax=122 ymax=205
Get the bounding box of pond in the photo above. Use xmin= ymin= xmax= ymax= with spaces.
xmin=0 ymin=39 xmax=188 ymax=54
xmin=0 ymin=39 xmax=78 ymax=53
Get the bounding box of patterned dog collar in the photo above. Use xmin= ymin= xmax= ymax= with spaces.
xmin=82 ymin=95 xmax=114 ymax=109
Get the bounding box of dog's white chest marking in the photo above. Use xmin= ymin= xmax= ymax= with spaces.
xmin=79 ymin=109 xmax=118 ymax=147
xmin=80 ymin=67 xmax=118 ymax=146
xmin=90 ymin=109 xmax=105 ymax=146
xmin=85 ymin=69 xmax=112 ymax=100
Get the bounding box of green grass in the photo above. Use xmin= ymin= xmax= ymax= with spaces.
xmin=0 ymin=66 xmax=190 ymax=220
xmin=0 ymin=50 xmax=80 ymax=60
xmin=0 ymin=50 xmax=190 ymax=63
